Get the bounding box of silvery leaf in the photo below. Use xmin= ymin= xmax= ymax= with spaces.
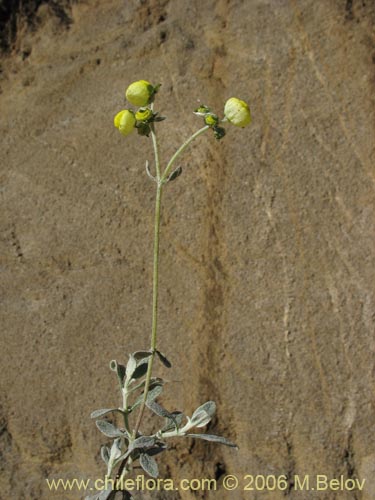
xmin=130 ymin=436 xmax=156 ymax=450
xmin=190 ymin=401 xmax=216 ymax=427
xmin=109 ymin=360 xmax=117 ymax=371
xmin=132 ymin=350 xmax=152 ymax=361
xmin=101 ymin=445 xmax=110 ymax=465
xmin=146 ymin=400 xmax=172 ymax=418
xmin=109 ymin=360 xmax=126 ymax=386
xmin=132 ymin=384 xmax=163 ymax=411
xmin=190 ymin=410 xmax=212 ymax=428
xmin=125 ymin=355 xmax=137 ymax=381
xmin=147 ymin=383 xmax=164 ymax=398
xmin=96 ymin=420 xmax=124 ymax=438
xmin=107 ymin=438 xmax=123 ymax=476
xmin=139 ymin=452 xmax=159 ymax=478
xmin=161 ymin=411 xmax=184 ymax=432
xmin=187 ymin=433 xmax=237 ymax=448
xmin=91 ymin=408 xmax=123 ymax=419
xmin=192 ymin=401 xmax=216 ymax=419
xmin=133 ymin=378 xmax=164 ymax=393
xmin=131 ymin=360 xmax=149 ymax=380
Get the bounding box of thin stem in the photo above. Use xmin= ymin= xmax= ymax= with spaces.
xmin=150 ymin=103 xmax=161 ymax=179
xmin=133 ymin=121 xmax=163 ymax=436
xmin=151 ymin=126 xmax=161 ymax=180
xmin=116 ymin=122 xmax=212 ymax=480
xmin=133 ymin=183 xmax=162 ymax=435
xmin=161 ymin=125 xmax=209 ymax=182
xmin=134 ymin=124 xmax=210 ymax=435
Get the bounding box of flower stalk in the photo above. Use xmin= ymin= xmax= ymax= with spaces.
xmin=133 ymin=180 xmax=162 ymax=436
xmin=134 ymin=122 xmax=210 ymax=437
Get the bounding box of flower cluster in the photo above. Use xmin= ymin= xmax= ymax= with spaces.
xmin=114 ymin=80 xmax=251 ymax=141
xmin=114 ymin=80 xmax=163 ymax=137
xmin=194 ymin=97 xmax=251 ymax=140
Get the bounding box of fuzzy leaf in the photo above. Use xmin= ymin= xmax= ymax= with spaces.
xmin=109 ymin=360 xmax=117 ymax=371
xmin=129 ymin=377 xmax=164 ymax=395
xmin=109 ymin=360 xmax=126 ymax=386
xmin=131 ymin=360 xmax=149 ymax=380
xmin=117 ymin=365 xmax=126 ymax=384
xmin=131 ymin=436 xmax=156 ymax=450
xmin=191 ymin=401 xmax=216 ymax=427
xmin=96 ymin=420 xmax=124 ymax=438
xmin=132 ymin=350 xmax=152 ymax=361
xmin=192 ymin=401 xmax=216 ymax=419
xmin=162 ymin=411 xmax=184 ymax=432
xmin=132 ymin=384 xmax=164 ymax=411
xmin=107 ymin=438 xmax=123 ymax=476
xmin=139 ymin=452 xmax=159 ymax=478
xmin=187 ymin=433 xmax=237 ymax=448
xmin=146 ymin=400 xmax=172 ymax=418
xmin=190 ymin=410 xmax=211 ymax=428
xmin=132 ymin=377 xmax=164 ymax=394
xmin=147 ymin=384 xmax=163 ymax=402
xmin=126 ymin=355 xmax=137 ymax=380
xmin=156 ymin=350 xmax=172 ymax=368
xmin=101 ymin=446 xmax=110 ymax=465
xmin=91 ymin=408 xmax=123 ymax=419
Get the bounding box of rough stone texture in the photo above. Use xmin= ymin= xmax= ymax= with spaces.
xmin=0 ymin=0 xmax=374 ymax=499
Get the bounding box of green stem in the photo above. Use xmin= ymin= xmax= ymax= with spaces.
xmin=133 ymin=124 xmax=210 ymax=436
xmin=133 ymin=185 xmax=162 ymax=435
xmin=133 ymin=126 xmax=162 ymax=436
xmin=150 ymin=118 xmax=161 ymax=179
xmin=161 ymin=125 xmax=209 ymax=182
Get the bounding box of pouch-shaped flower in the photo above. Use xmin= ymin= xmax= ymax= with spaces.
xmin=114 ymin=110 xmax=136 ymax=136
xmin=224 ymin=97 xmax=251 ymax=127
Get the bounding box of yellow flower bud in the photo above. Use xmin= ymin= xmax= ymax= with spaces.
xmin=135 ymin=107 xmax=153 ymax=122
xmin=126 ymin=80 xmax=154 ymax=107
xmin=224 ymin=97 xmax=251 ymax=127
xmin=114 ymin=110 xmax=136 ymax=136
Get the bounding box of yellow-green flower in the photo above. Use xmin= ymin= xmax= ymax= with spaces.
xmin=126 ymin=80 xmax=154 ymax=107
xmin=135 ymin=107 xmax=153 ymax=122
xmin=224 ymin=97 xmax=251 ymax=127
xmin=114 ymin=109 xmax=136 ymax=136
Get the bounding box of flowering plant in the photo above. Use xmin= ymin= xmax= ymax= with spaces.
xmin=87 ymin=81 xmax=251 ymax=499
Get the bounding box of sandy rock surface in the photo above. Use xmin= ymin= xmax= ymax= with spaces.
xmin=0 ymin=1 xmax=374 ymax=498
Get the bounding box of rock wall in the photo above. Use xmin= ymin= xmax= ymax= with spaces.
xmin=0 ymin=1 xmax=374 ymax=498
